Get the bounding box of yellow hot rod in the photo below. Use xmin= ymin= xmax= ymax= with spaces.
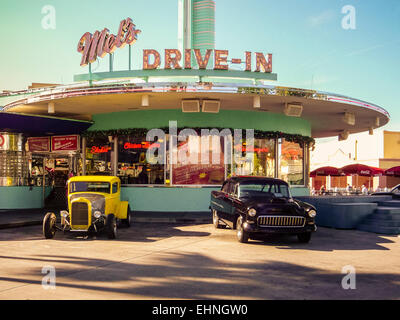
xmin=43 ymin=176 xmax=131 ymax=239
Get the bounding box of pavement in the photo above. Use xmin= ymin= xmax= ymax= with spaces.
xmin=0 ymin=223 xmax=399 ymax=299
xmin=0 ymin=208 xmax=211 ymax=229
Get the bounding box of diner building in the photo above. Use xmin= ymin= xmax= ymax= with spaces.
xmin=0 ymin=1 xmax=391 ymax=213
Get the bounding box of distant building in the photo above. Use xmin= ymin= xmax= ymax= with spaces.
xmin=311 ymin=130 xmax=400 ymax=191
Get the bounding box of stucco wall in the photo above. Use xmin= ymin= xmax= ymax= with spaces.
xmin=89 ymin=109 xmax=311 ymax=137
xmin=122 ymin=186 xmax=310 ymax=212
xmin=0 ymin=186 xmax=52 ymax=209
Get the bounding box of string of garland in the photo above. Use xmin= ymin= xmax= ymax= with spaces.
xmin=82 ymin=127 xmax=315 ymax=147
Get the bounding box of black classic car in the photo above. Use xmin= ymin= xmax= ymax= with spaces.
xmin=371 ymin=184 xmax=400 ymax=199
xmin=210 ymin=176 xmax=317 ymax=243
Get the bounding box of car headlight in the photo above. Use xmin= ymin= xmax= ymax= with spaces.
xmin=94 ymin=211 xmax=102 ymax=219
xmin=60 ymin=210 xmax=69 ymax=218
xmin=308 ymin=209 xmax=317 ymax=218
xmin=248 ymin=208 xmax=257 ymax=217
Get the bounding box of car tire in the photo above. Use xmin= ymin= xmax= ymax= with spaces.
xmin=236 ymin=216 xmax=249 ymax=243
xmin=43 ymin=212 xmax=57 ymax=239
xmin=121 ymin=206 xmax=131 ymax=228
xmin=212 ymin=209 xmax=224 ymax=229
xmin=297 ymin=232 xmax=312 ymax=243
xmin=106 ymin=214 xmax=117 ymax=239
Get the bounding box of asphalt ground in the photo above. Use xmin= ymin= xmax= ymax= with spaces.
xmin=0 ymin=222 xmax=399 ymax=300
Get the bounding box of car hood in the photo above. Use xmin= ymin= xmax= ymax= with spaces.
xmin=242 ymin=197 xmax=303 ymax=214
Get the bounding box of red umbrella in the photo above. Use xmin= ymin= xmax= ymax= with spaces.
xmin=384 ymin=166 xmax=400 ymax=177
xmin=340 ymin=164 xmax=383 ymax=177
xmin=310 ymin=166 xmax=342 ymax=177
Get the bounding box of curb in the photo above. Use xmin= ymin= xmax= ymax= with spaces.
xmin=0 ymin=220 xmax=42 ymax=230
xmin=133 ymin=217 xmax=212 ymax=224
xmin=0 ymin=218 xmax=212 ymax=229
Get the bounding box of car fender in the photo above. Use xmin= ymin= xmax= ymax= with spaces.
xmin=117 ymin=201 xmax=129 ymax=219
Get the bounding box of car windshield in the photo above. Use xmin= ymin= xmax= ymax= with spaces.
xmin=238 ymin=181 xmax=291 ymax=199
xmin=69 ymin=181 xmax=110 ymax=194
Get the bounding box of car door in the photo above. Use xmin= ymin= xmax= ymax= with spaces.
xmin=228 ymin=182 xmax=242 ymax=225
xmin=211 ymin=181 xmax=229 ymax=217
xmin=215 ymin=181 xmax=234 ymax=220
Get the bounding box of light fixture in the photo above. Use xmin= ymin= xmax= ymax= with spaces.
xmin=108 ymin=135 xmax=113 ymax=143
xmin=253 ymin=96 xmax=261 ymax=108
xmin=338 ymin=130 xmax=349 ymax=141
xmin=375 ymin=117 xmax=380 ymax=127
xmin=342 ymin=112 xmax=355 ymax=126
xmin=202 ymin=100 xmax=220 ymax=113
xmin=284 ymin=103 xmax=303 ymax=117
xmin=181 ymin=100 xmax=200 ymax=113
xmin=369 ymin=127 xmax=374 ymax=135
xmin=141 ymin=95 xmax=149 ymax=107
xmin=48 ymin=102 xmax=55 ymax=114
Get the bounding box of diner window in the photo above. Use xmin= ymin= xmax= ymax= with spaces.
xmin=85 ymin=137 xmax=112 ymax=175
xmin=118 ymin=136 xmax=165 ymax=185
xmin=232 ymin=138 xmax=275 ymax=177
xmin=170 ymin=134 xmax=226 ymax=185
xmin=278 ymin=139 xmax=304 ymax=186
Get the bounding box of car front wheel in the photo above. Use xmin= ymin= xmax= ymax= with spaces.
xmin=297 ymin=232 xmax=312 ymax=243
xmin=212 ymin=209 xmax=224 ymax=229
xmin=106 ymin=214 xmax=117 ymax=239
xmin=236 ymin=216 xmax=249 ymax=243
xmin=43 ymin=212 xmax=57 ymax=239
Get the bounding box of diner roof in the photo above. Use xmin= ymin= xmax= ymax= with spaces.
xmin=0 ymin=80 xmax=390 ymax=139
xmin=0 ymin=112 xmax=93 ymax=136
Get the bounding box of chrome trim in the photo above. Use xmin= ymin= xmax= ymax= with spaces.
xmin=257 ymin=215 xmax=306 ymax=228
xmin=211 ymin=200 xmax=224 ymax=209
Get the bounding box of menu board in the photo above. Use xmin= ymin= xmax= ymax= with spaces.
xmin=51 ymin=135 xmax=80 ymax=152
xmin=27 ymin=137 xmax=50 ymax=152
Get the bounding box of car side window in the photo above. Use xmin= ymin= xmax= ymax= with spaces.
xmin=112 ymin=182 xmax=118 ymax=194
xmin=222 ymin=181 xmax=230 ymax=193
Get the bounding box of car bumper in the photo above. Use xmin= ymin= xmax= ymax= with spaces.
xmin=242 ymin=221 xmax=317 ymax=234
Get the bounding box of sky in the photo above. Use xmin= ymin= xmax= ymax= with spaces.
xmin=0 ymin=0 xmax=399 ymax=131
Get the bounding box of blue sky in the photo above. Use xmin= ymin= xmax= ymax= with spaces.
xmin=0 ymin=0 xmax=399 ymax=129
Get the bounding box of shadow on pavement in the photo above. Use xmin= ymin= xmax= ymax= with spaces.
xmin=0 ymin=251 xmax=398 ymax=299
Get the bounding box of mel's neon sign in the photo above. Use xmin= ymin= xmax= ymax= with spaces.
xmin=77 ymin=18 xmax=273 ymax=73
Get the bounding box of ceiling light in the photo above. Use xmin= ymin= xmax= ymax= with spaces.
xmin=253 ymin=96 xmax=261 ymax=108
xmin=141 ymin=95 xmax=149 ymax=107
xmin=284 ymin=103 xmax=303 ymax=117
xmin=342 ymin=112 xmax=355 ymax=126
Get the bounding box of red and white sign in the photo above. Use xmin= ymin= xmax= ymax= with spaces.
xmin=51 ymin=135 xmax=80 ymax=152
xmin=28 ymin=137 xmax=50 ymax=152
xmin=0 ymin=135 xmax=4 ymax=148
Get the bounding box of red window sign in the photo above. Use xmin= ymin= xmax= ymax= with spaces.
xmin=124 ymin=142 xmax=160 ymax=150
xmin=51 ymin=135 xmax=80 ymax=152
xmin=28 ymin=137 xmax=50 ymax=152
xmin=91 ymin=146 xmax=111 ymax=154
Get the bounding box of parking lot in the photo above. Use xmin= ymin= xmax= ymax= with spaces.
xmin=0 ymin=223 xmax=399 ymax=300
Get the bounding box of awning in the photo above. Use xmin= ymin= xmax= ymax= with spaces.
xmin=0 ymin=112 xmax=93 ymax=136
xmin=310 ymin=166 xmax=343 ymax=177
xmin=340 ymin=164 xmax=384 ymax=177
xmin=384 ymin=166 xmax=400 ymax=177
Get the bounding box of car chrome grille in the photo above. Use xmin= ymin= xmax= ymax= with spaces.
xmin=71 ymin=202 xmax=89 ymax=226
xmin=258 ymin=216 xmax=305 ymax=227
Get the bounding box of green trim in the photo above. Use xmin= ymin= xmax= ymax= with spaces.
xmin=84 ymin=127 xmax=314 ymax=147
xmin=74 ymin=69 xmax=278 ymax=82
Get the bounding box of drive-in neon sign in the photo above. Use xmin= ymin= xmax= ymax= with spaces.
xmin=77 ymin=18 xmax=273 ymax=73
